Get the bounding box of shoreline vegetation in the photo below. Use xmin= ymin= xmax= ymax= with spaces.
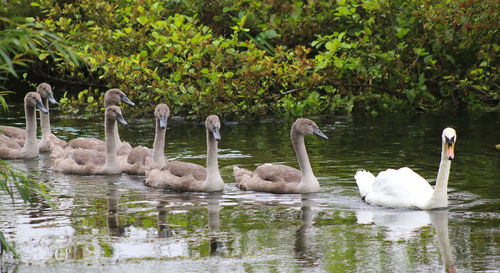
xmin=1 ymin=0 xmax=499 ymax=120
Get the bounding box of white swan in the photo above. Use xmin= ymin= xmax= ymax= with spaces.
xmin=233 ymin=118 xmax=328 ymax=194
xmin=144 ymin=115 xmax=224 ymax=192
xmin=121 ymin=104 xmax=169 ymax=175
xmin=53 ymin=106 xmax=128 ymax=175
xmin=0 ymin=92 xmax=48 ymax=159
xmin=354 ymin=127 xmax=456 ymax=210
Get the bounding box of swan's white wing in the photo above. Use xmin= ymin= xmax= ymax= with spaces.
xmin=355 ymin=170 xmax=375 ymax=198
xmin=365 ymin=167 xmax=434 ymax=208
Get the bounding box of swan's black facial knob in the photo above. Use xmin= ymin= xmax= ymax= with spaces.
xmin=443 ymin=130 xmax=456 ymax=161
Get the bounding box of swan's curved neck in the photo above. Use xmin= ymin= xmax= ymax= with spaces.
xmin=291 ymin=131 xmax=318 ymax=191
xmin=152 ymin=118 xmax=166 ymax=166
xmin=113 ymin=121 xmax=122 ymax=148
xmin=428 ymin=142 xmax=451 ymax=208
xmin=40 ymin=97 xmax=51 ymax=136
xmin=22 ymin=102 xmax=39 ymax=156
xmin=203 ymin=129 xmax=223 ymax=191
xmin=103 ymin=116 xmax=119 ymax=170
xmin=206 ymin=130 xmax=218 ymax=170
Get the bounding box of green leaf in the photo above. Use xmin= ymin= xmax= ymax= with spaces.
xmin=324 ymin=86 xmax=336 ymax=93
xmin=137 ymin=16 xmax=148 ymax=25
xmin=413 ymin=47 xmax=428 ymax=56
xmin=395 ymin=27 xmax=410 ymax=38
xmin=174 ymin=16 xmax=185 ymax=28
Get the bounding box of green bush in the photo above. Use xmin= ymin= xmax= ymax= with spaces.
xmin=23 ymin=0 xmax=499 ymax=119
xmin=33 ymin=0 xmax=333 ymax=119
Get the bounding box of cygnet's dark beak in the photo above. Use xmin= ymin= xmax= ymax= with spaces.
xmin=212 ymin=126 xmax=221 ymax=141
xmin=120 ymin=94 xmax=135 ymax=106
xmin=36 ymin=99 xmax=49 ymax=114
xmin=47 ymin=92 xmax=58 ymax=105
xmin=313 ymin=126 xmax=328 ymax=140
xmin=116 ymin=113 xmax=128 ymax=126
xmin=159 ymin=114 xmax=167 ymax=129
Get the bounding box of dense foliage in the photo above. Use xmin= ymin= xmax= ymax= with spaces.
xmin=0 ymin=4 xmax=66 ymax=259
xmin=9 ymin=0 xmax=500 ymax=118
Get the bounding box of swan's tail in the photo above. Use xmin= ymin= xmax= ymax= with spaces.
xmin=354 ymin=170 xmax=375 ymax=199
xmin=233 ymin=166 xmax=252 ymax=184
xmin=144 ymin=156 xmax=162 ymax=176
xmin=48 ymin=141 xmax=65 ymax=160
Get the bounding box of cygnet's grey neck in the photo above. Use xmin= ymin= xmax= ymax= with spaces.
xmin=40 ymin=97 xmax=51 ymax=135
xmin=206 ymin=129 xmax=219 ymax=173
xmin=22 ymin=102 xmax=38 ymax=156
xmin=291 ymin=131 xmax=314 ymax=178
xmin=113 ymin=121 xmax=122 ymax=148
xmin=104 ymin=116 xmax=118 ymax=169
xmin=291 ymin=129 xmax=320 ymax=193
xmin=202 ymin=128 xmax=223 ymax=191
xmin=152 ymin=117 xmax=166 ymax=166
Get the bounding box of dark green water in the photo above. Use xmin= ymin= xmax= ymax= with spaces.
xmin=1 ymin=104 xmax=499 ymax=272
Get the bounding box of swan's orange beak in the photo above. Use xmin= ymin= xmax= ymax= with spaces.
xmin=446 ymin=141 xmax=455 ymax=161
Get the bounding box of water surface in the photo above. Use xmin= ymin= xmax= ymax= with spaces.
xmin=1 ymin=105 xmax=499 ymax=272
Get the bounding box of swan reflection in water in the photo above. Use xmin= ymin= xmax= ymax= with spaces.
xmin=356 ymin=208 xmax=456 ymax=272
xmin=155 ymin=192 xmax=223 ymax=255
xmin=106 ymin=180 xmax=125 ymax=237
xmin=294 ymin=194 xmax=320 ymax=267
xmin=157 ymin=199 xmax=171 ymax=238
xmin=206 ymin=192 xmax=223 ymax=256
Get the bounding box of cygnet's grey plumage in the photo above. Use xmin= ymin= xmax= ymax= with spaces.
xmin=64 ymin=88 xmax=135 ymax=155
xmin=121 ymin=104 xmax=169 ymax=175
xmin=0 ymin=83 xmax=64 ymax=152
xmin=144 ymin=115 xmax=224 ymax=192
xmin=52 ymin=106 xmax=128 ymax=175
xmin=37 ymin=83 xmax=67 ymax=152
xmin=0 ymin=92 xmax=48 ymax=159
xmin=233 ymin=118 xmax=328 ymax=194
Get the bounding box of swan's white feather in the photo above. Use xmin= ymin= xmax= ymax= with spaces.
xmin=354 ymin=128 xmax=455 ymax=210
xmin=364 ymin=167 xmax=434 ymax=209
xmin=354 ymin=170 xmax=375 ymax=198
